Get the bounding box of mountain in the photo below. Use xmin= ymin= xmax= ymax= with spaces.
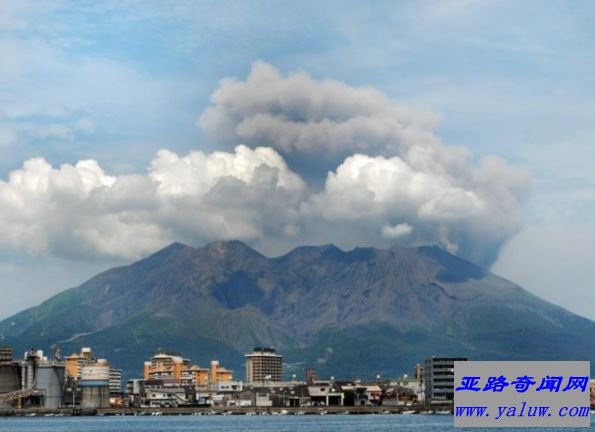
xmin=1 ymin=240 xmax=594 ymax=382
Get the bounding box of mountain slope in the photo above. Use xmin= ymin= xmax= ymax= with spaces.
xmin=1 ymin=240 xmax=594 ymax=380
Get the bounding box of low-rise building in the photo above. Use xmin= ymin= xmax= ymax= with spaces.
xmin=143 ymin=382 xmax=195 ymax=408
xmin=144 ymin=352 xmax=190 ymax=382
xmin=65 ymin=347 xmax=94 ymax=380
xmin=210 ymin=360 xmax=233 ymax=384
xmin=144 ymin=352 xmax=233 ymax=388
xmin=307 ymin=381 xmax=344 ymax=406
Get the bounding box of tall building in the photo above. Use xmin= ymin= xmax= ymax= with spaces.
xmin=245 ymin=347 xmax=283 ymax=384
xmin=109 ymin=368 xmax=122 ymax=394
xmin=424 ymin=356 xmax=467 ymax=404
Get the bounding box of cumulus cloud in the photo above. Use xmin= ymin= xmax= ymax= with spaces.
xmin=149 ymin=144 xmax=303 ymax=196
xmin=304 ymin=152 xmax=528 ymax=263
xmin=0 ymin=145 xmax=305 ymax=260
xmin=316 ymin=154 xmax=486 ymax=221
xmin=0 ymin=62 xmax=530 ymax=266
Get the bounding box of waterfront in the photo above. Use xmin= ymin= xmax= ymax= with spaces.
xmin=0 ymin=414 xmax=592 ymax=432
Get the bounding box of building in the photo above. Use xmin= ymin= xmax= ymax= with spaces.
xmin=189 ymin=365 xmax=210 ymax=386
xmin=65 ymin=353 xmax=80 ymax=379
xmin=35 ymin=359 xmax=65 ymax=409
xmin=245 ymin=347 xmax=283 ymax=384
xmin=216 ymin=380 xmax=243 ymax=393
xmin=0 ymin=347 xmax=13 ymax=363
xmin=143 ymin=385 xmax=193 ymax=408
xmin=144 ymin=352 xmax=190 ymax=382
xmin=190 ymin=360 xmax=233 ymax=387
xmin=424 ymin=356 xmax=467 ymax=404
xmin=209 ymin=360 xmax=233 ymax=385
xmin=109 ymin=368 xmax=122 ymax=394
xmin=414 ymin=363 xmax=423 ymax=381
xmin=144 ymin=352 xmax=233 ymax=388
xmin=305 ymin=368 xmax=318 ymax=384
xmin=0 ymin=348 xmax=66 ymax=409
xmin=1 ymin=345 xmax=123 ymax=409
xmin=0 ymin=347 xmax=22 ymax=409
xmin=389 ymin=374 xmax=423 ymax=404
xmin=65 ymin=347 xmax=94 ymax=379
xmin=126 ymin=379 xmax=145 ymax=407
xmin=63 ymin=347 xmax=120 ymax=407
xmin=80 ymin=360 xmax=110 ymax=409
xmin=308 ymin=381 xmax=344 ymax=406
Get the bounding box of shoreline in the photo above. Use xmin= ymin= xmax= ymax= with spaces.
xmin=0 ymin=405 xmax=454 ymax=417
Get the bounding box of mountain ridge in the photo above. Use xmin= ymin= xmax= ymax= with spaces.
xmin=1 ymin=240 xmax=594 ymax=380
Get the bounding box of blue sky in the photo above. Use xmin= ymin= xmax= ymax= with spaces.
xmin=1 ymin=0 xmax=594 ymax=319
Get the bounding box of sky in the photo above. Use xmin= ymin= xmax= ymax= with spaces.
xmin=1 ymin=0 xmax=594 ymax=320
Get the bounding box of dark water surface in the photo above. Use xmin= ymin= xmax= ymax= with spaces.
xmin=0 ymin=414 xmax=591 ymax=431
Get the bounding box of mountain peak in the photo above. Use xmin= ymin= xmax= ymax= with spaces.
xmin=205 ymin=240 xmax=263 ymax=259
xmin=145 ymin=241 xmax=192 ymax=259
xmin=129 ymin=241 xmax=194 ymax=272
xmin=167 ymin=241 xmax=192 ymax=251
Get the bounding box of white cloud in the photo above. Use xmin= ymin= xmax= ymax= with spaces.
xmin=149 ymin=144 xmax=303 ymax=197
xmin=0 ymin=140 xmax=527 ymax=265
xmin=382 ymin=223 xmax=413 ymax=239
xmin=316 ymin=153 xmax=485 ymax=221
xmin=0 ymin=62 xmax=530 ymax=266
xmin=0 ymin=145 xmax=305 ymax=260
xmin=307 ymin=152 xmax=527 ymax=262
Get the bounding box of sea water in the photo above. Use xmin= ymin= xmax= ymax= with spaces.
xmin=0 ymin=415 xmax=592 ymax=432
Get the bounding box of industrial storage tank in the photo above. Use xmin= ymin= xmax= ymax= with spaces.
xmin=36 ymin=364 xmax=65 ymax=409
xmin=80 ymin=364 xmax=110 ymax=408
xmin=0 ymin=364 xmax=20 ymax=393
xmin=0 ymin=364 xmax=21 ymax=408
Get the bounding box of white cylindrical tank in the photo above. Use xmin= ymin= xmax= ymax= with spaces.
xmin=25 ymin=362 xmax=35 ymax=390
xmin=81 ymin=365 xmax=110 ymax=382
xmin=81 ymin=365 xmax=110 ymax=409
